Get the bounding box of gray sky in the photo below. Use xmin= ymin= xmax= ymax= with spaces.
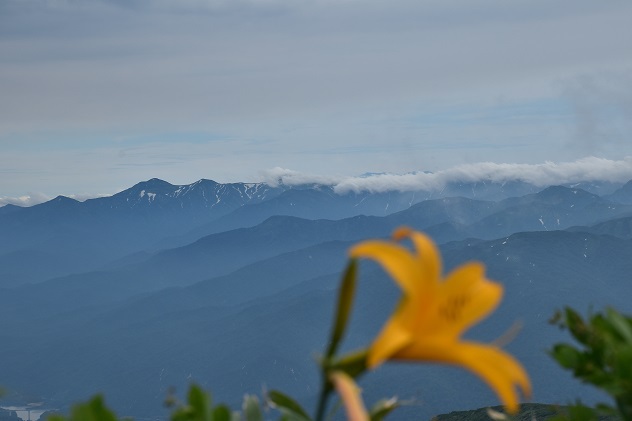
xmin=2 ymin=0 xmax=632 ymax=204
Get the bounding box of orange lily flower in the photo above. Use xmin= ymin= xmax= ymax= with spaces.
xmin=349 ymin=227 xmax=531 ymax=413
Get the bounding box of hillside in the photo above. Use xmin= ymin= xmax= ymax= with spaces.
xmin=1 ymin=180 xmax=632 ymax=419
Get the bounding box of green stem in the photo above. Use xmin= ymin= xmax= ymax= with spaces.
xmin=314 ymin=375 xmax=331 ymax=421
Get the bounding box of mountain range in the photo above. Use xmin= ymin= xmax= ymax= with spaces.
xmin=1 ymin=178 xmax=632 ymax=420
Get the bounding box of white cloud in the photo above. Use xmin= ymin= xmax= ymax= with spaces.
xmin=263 ymin=157 xmax=632 ymax=194
xmin=69 ymin=193 xmax=112 ymax=202
xmin=0 ymin=193 xmax=51 ymax=207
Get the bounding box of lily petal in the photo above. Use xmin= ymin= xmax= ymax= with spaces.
xmin=394 ymin=227 xmax=442 ymax=284
xmin=454 ymin=343 xmax=531 ymax=414
xmin=397 ymin=341 xmax=531 ymax=414
xmin=428 ymin=263 xmax=503 ymax=337
xmin=368 ymin=309 xmax=412 ymax=368
xmin=349 ymin=240 xmax=422 ymax=295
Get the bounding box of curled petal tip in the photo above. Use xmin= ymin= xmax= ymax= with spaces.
xmin=521 ymin=379 xmax=533 ymax=401
xmin=392 ymin=226 xmax=413 ymax=241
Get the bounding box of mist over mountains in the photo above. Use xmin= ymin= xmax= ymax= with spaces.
xmin=6 ymin=156 xmax=632 ymax=208
xmin=2 ymin=175 xmax=632 ymax=419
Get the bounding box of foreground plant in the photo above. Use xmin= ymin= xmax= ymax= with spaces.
xmin=550 ymin=307 xmax=632 ymax=420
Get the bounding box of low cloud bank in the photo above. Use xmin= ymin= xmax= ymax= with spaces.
xmin=263 ymin=157 xmax=632 ymax=194
xmin=0 ymin=193 xmax=52 ymax=207
xmin=5 ymin=157 xmax=632 ymax=208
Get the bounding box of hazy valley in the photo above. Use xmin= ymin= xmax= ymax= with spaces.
xmin=2 ymin=178 xmax=632 ymax=420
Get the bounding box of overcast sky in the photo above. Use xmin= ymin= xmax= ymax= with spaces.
xmin=2 ymin=0 xmax=632 ymax=204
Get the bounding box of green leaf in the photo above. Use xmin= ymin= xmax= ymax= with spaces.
xmin=564 ymin=307 xmax=590 ymax=343
xmin=551 ymin=344 xmax=581 ymax=369
xmin=613 ymin=345 xmax=632 ymax=379
xmin=329 ymin=349 xmax=368 ymax=379
xmin=594 ymin=403 xmax=617 ymax=416
xmin=170 ymin=408 xmax=191 ymax=421
xmin=267 ymin=390 xmax=311 ymax=420
xmin=56 ymin=395 xmax=120 ymax=421
xmin=279 ymin=413 xmax=312 ymax=421
xmin=566 ymin=403 xmax=600 ymax=421
xmin=212 ymin=405 xmax=232 ymax=421
xmin=188 ymin=384 xmax=212 ymax=421
xmin=606 ymin=308 xmax=632 ymax=344
xmin=325 ymin=260 xmax=358 ymax=359
xmin=369 ymin=398 xmax=399 ymax=421
xmin=242 ymin=395 xmax=263 ymax=421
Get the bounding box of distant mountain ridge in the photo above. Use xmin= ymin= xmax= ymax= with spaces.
xmin=0 ymin=179 xmax=286 ymax=283
xmin=0 ymin=178 xmax=512 ymax=284
xmin=97 ymin=178 xmax=282 ymax=212
xmin=2 ymin=177 xmax=632 ymax=287
xmin=605 ymin=180 xmax=632 ymax=204
xmin=0 ymin=203 xmax=22 ymax=215
xmin=3 ymin=175 xmax=628 ymax=212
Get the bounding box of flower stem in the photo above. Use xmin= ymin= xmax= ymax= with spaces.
xmin=314 ymin=374 xmax=332 ymax=421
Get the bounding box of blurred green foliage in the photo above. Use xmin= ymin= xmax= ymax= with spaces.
xmin=45 ymin=385 xmax=257 ymax=421
xmin=167 ymin=384 xmax=238 ymax=421
xmin=47 ymin=396 xmax=119 ymax=421
xmin=550 ymin=307 xmax=632 ymax=421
